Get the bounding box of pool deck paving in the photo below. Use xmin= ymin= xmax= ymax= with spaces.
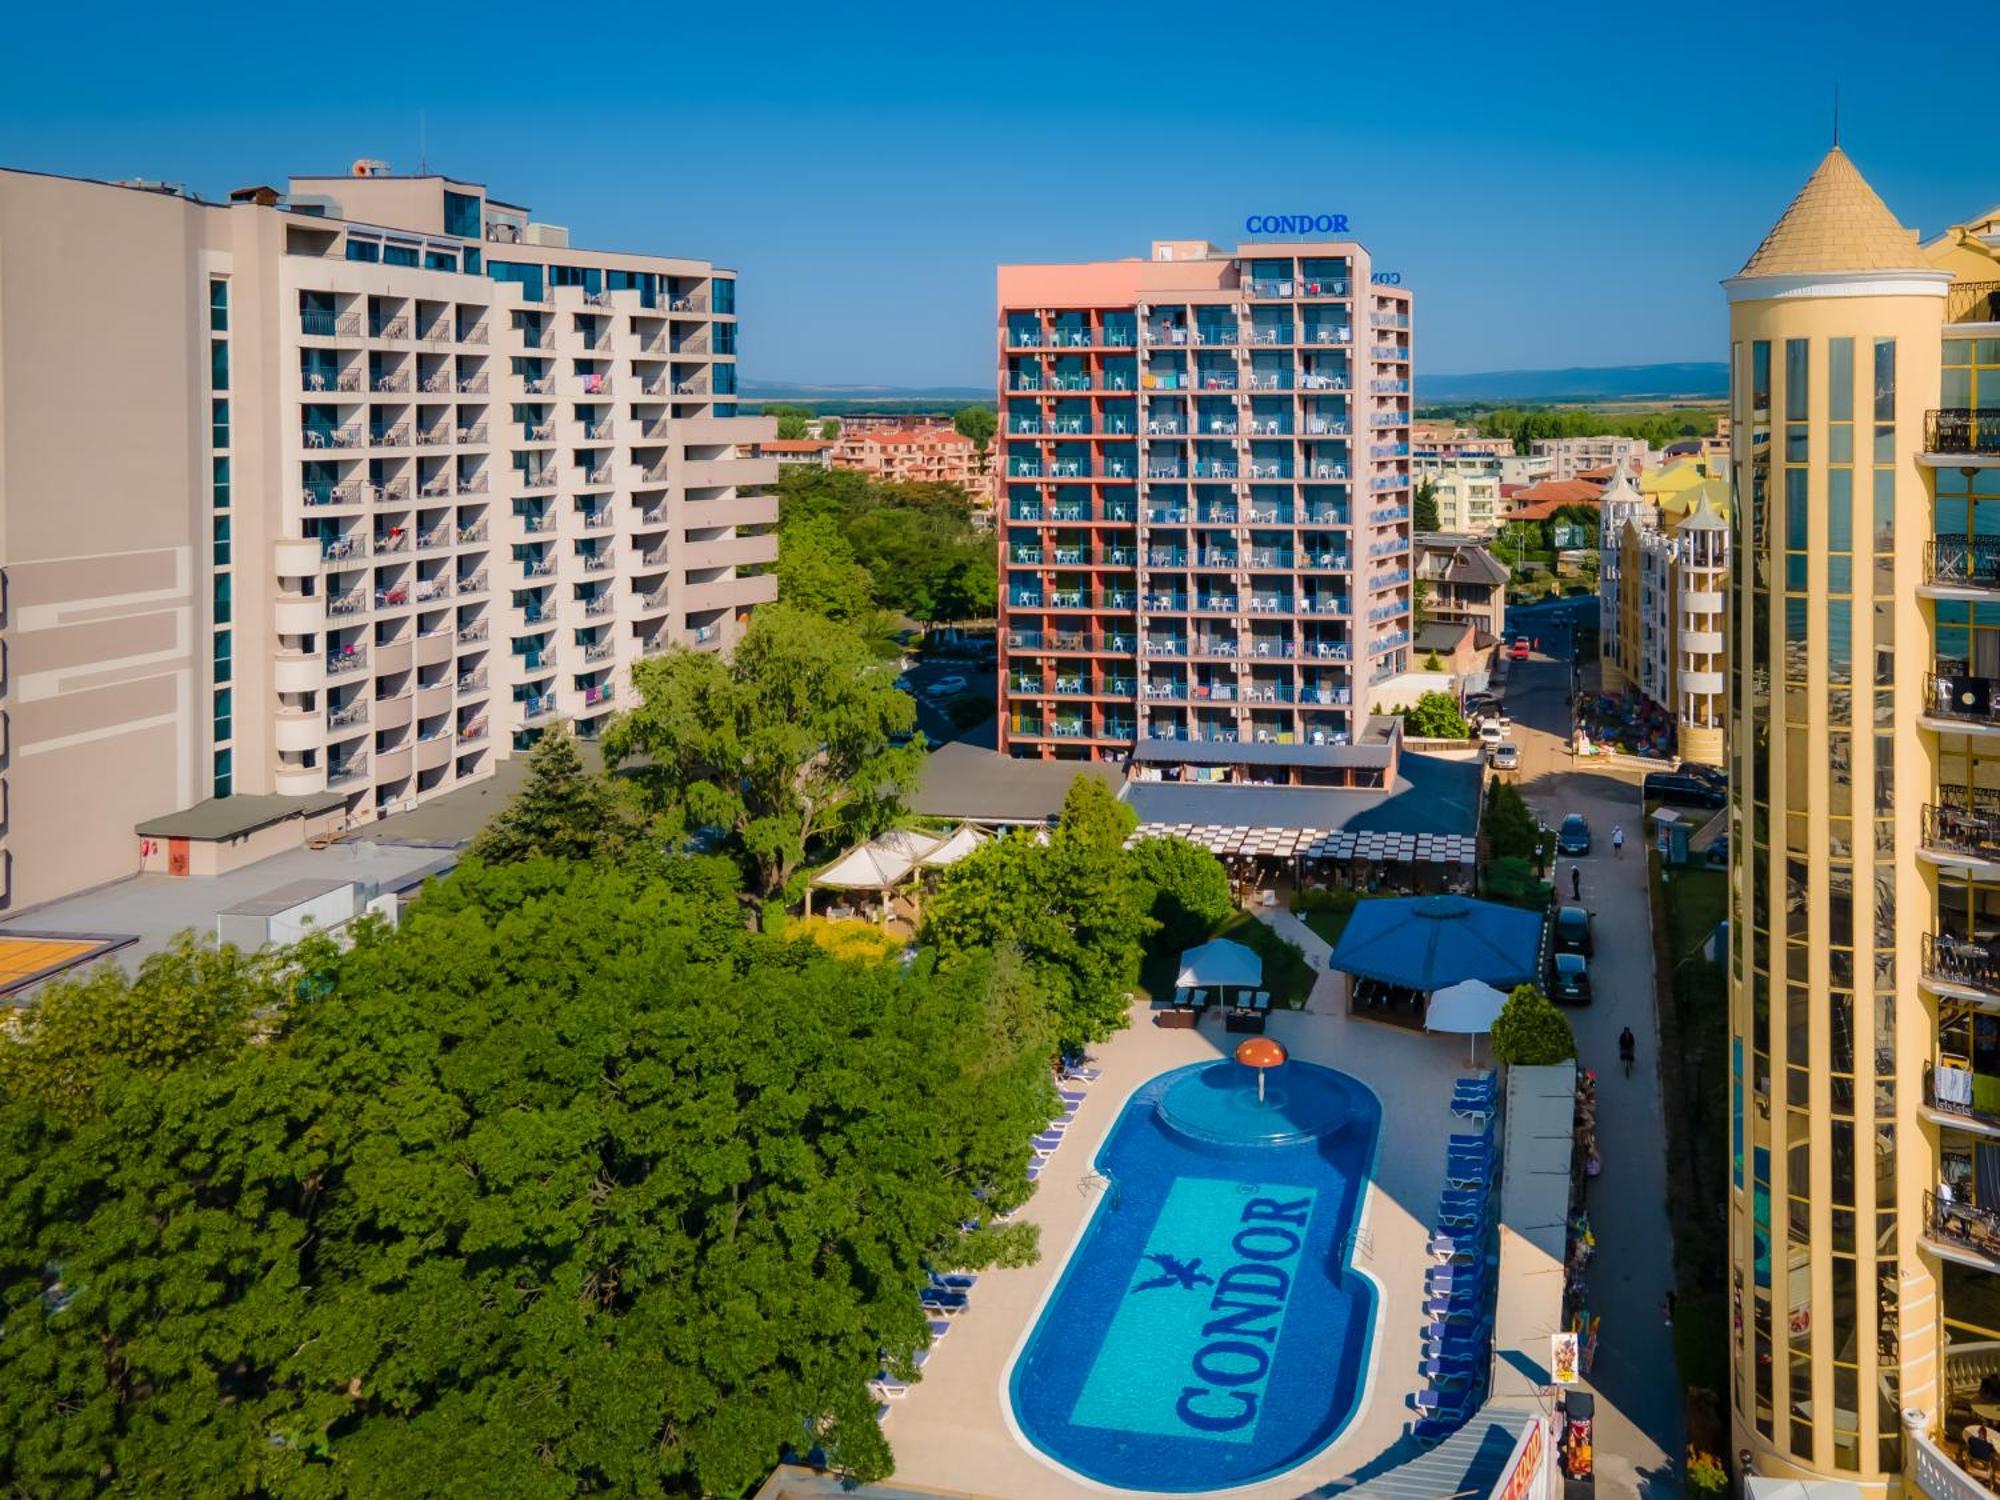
xmin=882 ymin=980 xmax=1473 ymax=1499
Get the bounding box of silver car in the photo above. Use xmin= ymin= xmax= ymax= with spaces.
xmin=1490 ymin=741 xmax=1520 ymax=771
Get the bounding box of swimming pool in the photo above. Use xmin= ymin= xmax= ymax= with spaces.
xmin=1008 ymin=1058 xmax=1380 ymax=1492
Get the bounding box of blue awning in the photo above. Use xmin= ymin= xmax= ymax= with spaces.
xmin=1328 ymin=894 xmax=1543 ymax=992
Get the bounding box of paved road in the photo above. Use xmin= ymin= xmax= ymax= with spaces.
xmin=1502 ymin=626 xmax=1684 ymax=1498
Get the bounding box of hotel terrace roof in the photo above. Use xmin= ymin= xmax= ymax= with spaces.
xmin=841 ymin=425 xmax=973 ymax=448
xmin=1738 ymin=146 xmax=1926 ymax=277
xmin=760 ymin=439 xmax=833 ymax=453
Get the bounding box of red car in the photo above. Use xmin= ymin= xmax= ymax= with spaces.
xmin=1510 ymin=636 xmax=1531 ymax=660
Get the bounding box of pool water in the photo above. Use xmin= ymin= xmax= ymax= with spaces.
xmin=1008 ymin=1059 xmax=1380 ymax=1492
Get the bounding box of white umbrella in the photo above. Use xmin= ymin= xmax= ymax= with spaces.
xmin=1424 ymin=977 xmax=1508 ymax=1063
xmin=1175 ymin=938 xmax=1263 ymax=993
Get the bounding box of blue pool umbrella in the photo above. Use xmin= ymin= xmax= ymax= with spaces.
xmin=1328 ymin=894 xmax=1543 ymax=994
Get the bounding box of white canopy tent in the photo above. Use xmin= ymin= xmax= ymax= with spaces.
xmin=807 ymin=825 xmax=990 ymax=919
xmin=1175 ymin=938 xmax=1263 ymax=993
xmin=1424 ymin=977 xmax=1508 ymax=1062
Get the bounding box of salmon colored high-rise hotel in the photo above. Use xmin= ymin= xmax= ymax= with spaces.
xmin=996 ymin=234 xmax=1413 ymax=757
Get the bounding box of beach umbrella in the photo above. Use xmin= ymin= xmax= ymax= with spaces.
xmin=1235 ymin=1035 xmax=1288 ymax=1103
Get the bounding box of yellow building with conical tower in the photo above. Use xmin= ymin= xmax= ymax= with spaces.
xmin=1727 ymin=146 xmax=2000 ymax=1495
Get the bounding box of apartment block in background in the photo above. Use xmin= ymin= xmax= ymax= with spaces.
xmin=1529 ymin=432 xmax=1654 ymax=479
xmin=831 ymin=422 xmax=994 ymax=506
xmin=0 ymin=163 xmax=775 ymax=911
xmin=996 ymin=238 xmax=1413 ymax=758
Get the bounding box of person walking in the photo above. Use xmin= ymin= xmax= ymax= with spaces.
xmin=1570 ymin=864 xmax=1582 ymax=901
xmin=1612 ymin=825 xmax=1625 ymax=859
xmin=1618 ymin=1026 xmax=1635 ymax=1078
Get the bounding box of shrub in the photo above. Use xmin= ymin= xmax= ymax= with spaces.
xmin=1403 ymin=690 xmax=1468 ymax=739
xmin=1484 ymin=855 xmax=1551 ymax=909
xmin=1486 ymin=780 xmax=1544 ymax=864
xmin=1293 ymin=886 xmax=1360 ymax=918
xmin=1490 ymin=983 xmax=1577 ymax=1066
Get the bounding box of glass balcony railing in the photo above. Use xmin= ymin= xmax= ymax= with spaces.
xmin=1924 ymin=800 xmax=2000 ymax=862
xmin=1924 ymin=1190 xmax=2000 ymax=1266
xmin=1926 ymin=933 xmax=2000 ymax=995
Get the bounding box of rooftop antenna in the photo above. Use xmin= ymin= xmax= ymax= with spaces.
xmin=418 ymin=110 xmax=428 ymax=175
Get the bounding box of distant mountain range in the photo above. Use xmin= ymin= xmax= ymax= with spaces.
xmin=1418 ymin=363 xmax=1728 ymax=403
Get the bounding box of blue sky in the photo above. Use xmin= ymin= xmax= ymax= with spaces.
xmin=4 ymin=1 xmax=1988 ymax=388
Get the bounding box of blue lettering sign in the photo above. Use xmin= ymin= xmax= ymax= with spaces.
xmin=1243 ymin=214 xmax=1350 ymax=236
xmin=1371 ymin=271 xmax=1402 ymax=285
xmin=1069 ymin=1177 xmax=1318 ymax=1444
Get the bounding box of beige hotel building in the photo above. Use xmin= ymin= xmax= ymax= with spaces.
xmin=1728 ymin=148 xmax=2000 ymax=1496
xmin=0 ymin=164 xmax=775 ymax=912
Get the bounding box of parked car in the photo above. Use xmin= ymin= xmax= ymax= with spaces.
xmin=1477 ymin=720 xmax=1505 ymax=746
xmin=1553 ymin=904 xmax=1593 ymax=955
xmin=1474 ymin=708 xmax=1512 ymax=733
xmin=1510 ymin=636 xmax=1532 ymax=661
xmin=1463 ymin=692 xmax=1499 ymax=714
xmin=1556 ymin=813 xmax=1592 ymax=856
xmin=924 ymin=674 xmax=969 ymax=699
xmin=1549 ymin=951 xmax=1592 ymax=1004
xmin=1704 ymin=834 xmax=1730 ymax=869
xmin=1643 ymin=771 xmax=1727 ymax=810
xmin=1490 ymin=741 xmax=1520 ymax=772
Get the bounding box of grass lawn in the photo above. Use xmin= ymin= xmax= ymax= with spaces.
xmin=1661 ymin=863 xmax=1727 ymax=961
xmin=1300 ymin=909 xmax=1349 ymax=948
xmin=1138 ymin=909 xmax=1315 ymax=1009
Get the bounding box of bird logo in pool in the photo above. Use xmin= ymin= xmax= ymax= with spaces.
xmin=1130 ymin=1252 xmax=1214 ymax=1294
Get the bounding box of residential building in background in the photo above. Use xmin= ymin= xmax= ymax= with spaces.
xmin=765 ymin=438 xmax=834 ymax=470
xmin=1600 ymin=481 xmax=1729 ymax=766
xmin=1597 ymin=457 xmax=1648 ymax=693
xmin=1725 ymin=147 xmax=2000 ymax=1496
xmin=1530 ymin=432 xmax=1654 ymax=478
xmin=0 ymin=163 xmax=775 ymax=912
xmin=996 ymin=237 xmax=1413 ymax=758
xmin=1414 ymin=533 xmax=1507 ymax=643
xmin=1410 ymin=422 xmax=1510 ymax=462
xmin=1427 ymin=464 xmax=1505 ymax=534
xmin=832 ymin=421 xmax=992 ymax=502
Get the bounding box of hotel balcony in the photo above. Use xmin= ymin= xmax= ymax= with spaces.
xmin=1923 ymin=1190 xmax=2000 ymax=1273
xmin=1926 ymin=671 xmax=2000 ymax=734
xmin=1924 ymin=410 xmax=2000 ymax=463
xmin=1927 ymin=536 xmax=2000 ymax=596
xmin=1924 ymin=933 xmax=2000 ymax=1006
xmin=1949 ymin=280 xmax=2000 ymax=324
xmin=1923 ymin=800 xmax=2000 ymax=874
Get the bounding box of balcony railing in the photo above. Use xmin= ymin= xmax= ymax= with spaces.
xmin=1926 ymin=410 xmax=2000 ymax=457
xmin=1925 ymin=535 xmax=2000 ymax=589
xmin=1925 ymin=1190 xmax=2000 ymax=1265
xmin=1925 ymin=933 xmax=2000 ymax=996
xmin=1925 ymin=800 xmax=2000 ymax=862
xmin=328 ymin=754 xmax=370 ymax=785
xmin=1928 ymin=671 xmax=2000 ymax=727
xmin=1949 ymin=281 xmax=2000 ymax=324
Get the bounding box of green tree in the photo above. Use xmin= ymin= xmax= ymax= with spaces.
xmin=1413 ymin=575 xmax=1431 ymax=632
xmin=1127 ymin=836 xmax=1232 ymax=951
xmin=818 ymin=417 xmax=842 ymax=441
xmin=1403 ymin=690 xmax=1469 ymax=739
xmin=764 ymin=403 xmax=816 ymax=441
xmin=470 ymin=724 xmax=635 ymax=865
xmin=1490 ymin=982 xmax=1578 ymax=1065
xmin=952 ymin=405 xmax=998 ymax=474
xmin=1057 ymin=773 xmax=1137 ymax=852
xmin=1485 ymin=779 xmax=1544 ymax=864
xmin=778 ymin=509 xmax=878 ymax=621
xmin=1413 ymin=476 xmax=1440 ymax=533
xmin=778 ymin=468 xmax=994 ymax=623
xmin=603 ymin=605 xmax=921 ymax=899
xmin=0 ymin=857 xmax=1054 ymax=1495
xmin=926 ymin=802 xmax=1155 ymax=1050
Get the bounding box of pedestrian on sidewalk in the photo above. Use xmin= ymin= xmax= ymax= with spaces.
xmin=1570 ymin=864 xmax=1582 ymax=901
xmin=1662 ymin=1290 xmax=1676 ymax=1327
xmin=1612 ymin=825 xmax=1625 ymax=858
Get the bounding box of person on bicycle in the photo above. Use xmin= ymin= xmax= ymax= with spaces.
xmin=1618 ymin=1027 xmax=1636 ymax=1074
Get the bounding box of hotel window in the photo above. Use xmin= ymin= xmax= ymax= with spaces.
xmin=212 ymin=514 xmax=231 ymax=567
xmin=212 ymin=570 xmax=231 ymax=626
xmin=488 ymin=259 xmax=543 ymax=302
xmin=1942 ymin=338 xmax=2000 ymax=410
xmin=442 ymin=190 xmax=481 ymax=238
xmin=209 ymin=277 xmax=228 ymax=331
xmin=212 ymin=398 xmax=229 ymax=450
xmin=1784 ymin=339 xmax=1809 ymax=459
xmin=213 ymin=629 xmax=231 ymax=686
xmin=346 ymin=237 xmax=381 ymax=263
xmin=213 ymin=748 xmax=232 ymax=800
xmin=1873 ymin=339 xmax=1896 ymax=460
xmin=213 ymin=687 xmax=232 ymax=746
xmin=1751 ymin=341 xmax=1772 ymax=424
xmin=210 ymin=338 xmax=229 ymax=391
xmin=425 ymin=250 xmax=458 ymax=272
xmin=713 ymin=278 xmax=736 ymax=315
xmin=213 ymin=456 xmax=230 ymax=509
xmin=384 ymin=241 xmax=419 ymax=268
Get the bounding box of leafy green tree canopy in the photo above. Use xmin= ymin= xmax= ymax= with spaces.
xmin=1127 ymin=835 xmax=1233 ymax=951
xmin=1403 ymin=690 xmax=1469 ymax=739
xmin=603 ymin=604 xmax=920 ymax=898
xmin=469 ymin=724 xmax=637 ymax=865
xmin=952 ymin=406 xmax=998 ymax=472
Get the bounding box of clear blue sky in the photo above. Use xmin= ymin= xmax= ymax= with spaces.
xmin=4 ymin=1 xmax=1987 ymax=389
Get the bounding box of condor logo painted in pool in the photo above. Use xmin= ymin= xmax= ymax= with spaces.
xmin=1069 ymin=1177 xmax=1318 ymax=1444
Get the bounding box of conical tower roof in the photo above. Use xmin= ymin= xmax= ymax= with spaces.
xmin=1739 ymin=148 xmax=1924 ymax=277
xmin=1599 ymin=453 xmax=1644 ymax=506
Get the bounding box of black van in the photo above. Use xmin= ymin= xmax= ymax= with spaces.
xmin=1643 ymin=771 xmax=1726 ymax=810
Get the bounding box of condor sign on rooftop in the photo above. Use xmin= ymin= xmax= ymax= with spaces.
xmin=1243 ymin=214 xmax=1350 ymax=235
